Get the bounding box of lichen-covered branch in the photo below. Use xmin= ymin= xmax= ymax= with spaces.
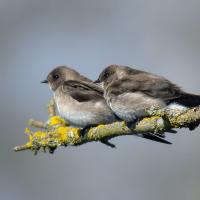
xmin=14 ymin=101 xmax=200 ymax=154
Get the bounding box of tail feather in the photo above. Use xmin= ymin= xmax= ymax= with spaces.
xmin=176 ymin=93 xmax=200 ymax=107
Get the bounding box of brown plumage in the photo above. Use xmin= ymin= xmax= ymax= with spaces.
xmin=54 ymin=80 xmax=117 ymax=127
xmin=42 ymin=65 xmax=175 ymax=144
xmin=95 ymin=65 xmax=200 ymax=122
xmin=42 ymin=66 xmax=117 ymax=128
xmin=41 ymin=65 xmax=92 ymax=91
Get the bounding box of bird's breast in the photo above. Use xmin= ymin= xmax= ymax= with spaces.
xmin=54 ymin=92 xmax=85 ymax=119
xmin=53 ymin=91 xmax=116 ymax=127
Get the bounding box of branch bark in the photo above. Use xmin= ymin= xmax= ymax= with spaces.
xmin=14 ymin=101 xmax=200 ymax=154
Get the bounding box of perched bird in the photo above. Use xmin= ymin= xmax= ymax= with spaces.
xmin=95 ymin=64 xmax=200 ymax=139
xmin=95 ymin=65 xmax=200 ymax=119
xmin=52 ymin=80 xmax=117 ymax=128
xmin=42 ymin=66 xmax=118 ymax=147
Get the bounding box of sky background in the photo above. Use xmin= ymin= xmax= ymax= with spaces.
xmin=0 ymin=0 xmax=200 ymax=200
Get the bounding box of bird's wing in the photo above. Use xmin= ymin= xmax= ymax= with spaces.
xmin=62 ymin=80 xmax=104 ymax=102
xmin=109 ymin=73 xmax=182 ymax=103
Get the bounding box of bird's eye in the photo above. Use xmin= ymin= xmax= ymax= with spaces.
xmin=104 ymin=72 xmax=109 ymax=79
xmin=53 ymin=74 xmax=59 ymax=80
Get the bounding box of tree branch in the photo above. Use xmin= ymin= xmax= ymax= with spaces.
xmin=14 ymin=101 xmax=200 ymax=154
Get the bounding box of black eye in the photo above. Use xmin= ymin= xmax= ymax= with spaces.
xmin=104 ymin=72 xmax=109 ymax=78
xmin=53 ymin=74 xmax=59 ymax=80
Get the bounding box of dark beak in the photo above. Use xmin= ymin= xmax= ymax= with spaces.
xmin=41 ymin=80 xmax=48 ymax=83
xmin=94 ymin=79 xmax=100 ymax=84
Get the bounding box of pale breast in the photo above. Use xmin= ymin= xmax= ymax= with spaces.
xmin=54 ymin=90 xmax=83 ymax=123
xmin=54 ymin=90 xmax=116 ymax=127
xmin=106 ymin=92 xmax=166 ymax=121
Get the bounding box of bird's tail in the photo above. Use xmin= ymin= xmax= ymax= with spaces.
xmin=176 ymin=93 xmax=200 ymax=107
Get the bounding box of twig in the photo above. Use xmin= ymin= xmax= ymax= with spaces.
xmin=48 ymin=98 xmax=56 ymax=117
xmin=28 ymin=119 xmax=46 ymax=129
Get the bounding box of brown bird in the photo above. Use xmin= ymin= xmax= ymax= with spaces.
xmin=95 ymin=65 xmax=200 ymax=142
xmin=42 ymin=66 xmax=118 ymax=147
xmin=95 ymin=65 xmax=200 ymax=121
xmin=53 ymin=80 xmax=117 ymax=128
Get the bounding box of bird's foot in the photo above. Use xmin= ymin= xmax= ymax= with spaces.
xmin=126 ymin=118 xmax=140 ymax=129
xmin=80 ymin=125 xmax=95 ymax=137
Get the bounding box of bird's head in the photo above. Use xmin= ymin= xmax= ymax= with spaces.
xmin=95 ymin=65 xmax=127 ymax=88
xmin=41 ymin=65 xmax=90 ymax=91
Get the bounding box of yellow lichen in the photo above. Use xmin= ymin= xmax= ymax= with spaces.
xmin=24 ymin=128 xmax=31 ymax=134
xmin=33 ymin=131 xmax=48 ymax=146
xmin=55 ymin=126 xmax=68 ymax=143
xmin=87 ymin=128 xmax=95 ymax=140
xmin=26 ymin=142 xmax=32 ymax=148
xmin=121 ymin=121 xmax=127 ymax=128
xmin=97 ymin=124 xmax=105 ymax=129
xmin=25 ymin=126 xmax=82 ymax=147
xmin=47 ymin=116 xmax=67 ymax=126
xmin=66 ymin=127 xmax=81 ymax=144
xmin=23 ymin=123 xmax=79 ymax=150
xmin=142 ymin=116 xmax=160 ymax=122
xmin=28 ymin=134 xmax=33 ymax=143
xmin=169 ymin=116 xmax=182 ymax=128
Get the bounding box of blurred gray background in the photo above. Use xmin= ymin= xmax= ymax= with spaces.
xmin=1 ymin=0 xmax=200 ymax=200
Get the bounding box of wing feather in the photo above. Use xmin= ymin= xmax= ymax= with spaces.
xmin=62 ymin=80 xmax=104 ymax=102
xmin=109 ymin=73 xmax=182 ymax=103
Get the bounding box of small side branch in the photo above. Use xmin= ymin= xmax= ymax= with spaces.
xmin=47 ymin=98 xmax=56 ymax=117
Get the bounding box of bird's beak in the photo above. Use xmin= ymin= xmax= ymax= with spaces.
xmin=41 ymin=80 xmax=48 ymax=83
xmin=94 ymin=79 xmax=100 ymax=84
xmin=94 ymin=80 xmax=104 ymax=89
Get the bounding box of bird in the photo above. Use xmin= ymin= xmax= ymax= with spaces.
xmin=42 ymin=66 xmax=118 ymax=147
xmin=95 ymin=64 xmax=200 ymax=141
xmin=52 ymin=80 xmax=117 ymax=128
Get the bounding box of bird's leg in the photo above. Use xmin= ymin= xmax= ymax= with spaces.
xmin=80 ymin=125 xmax=95 ymax=136
xmin=126 ymin=118 xmax=140 ymax=130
